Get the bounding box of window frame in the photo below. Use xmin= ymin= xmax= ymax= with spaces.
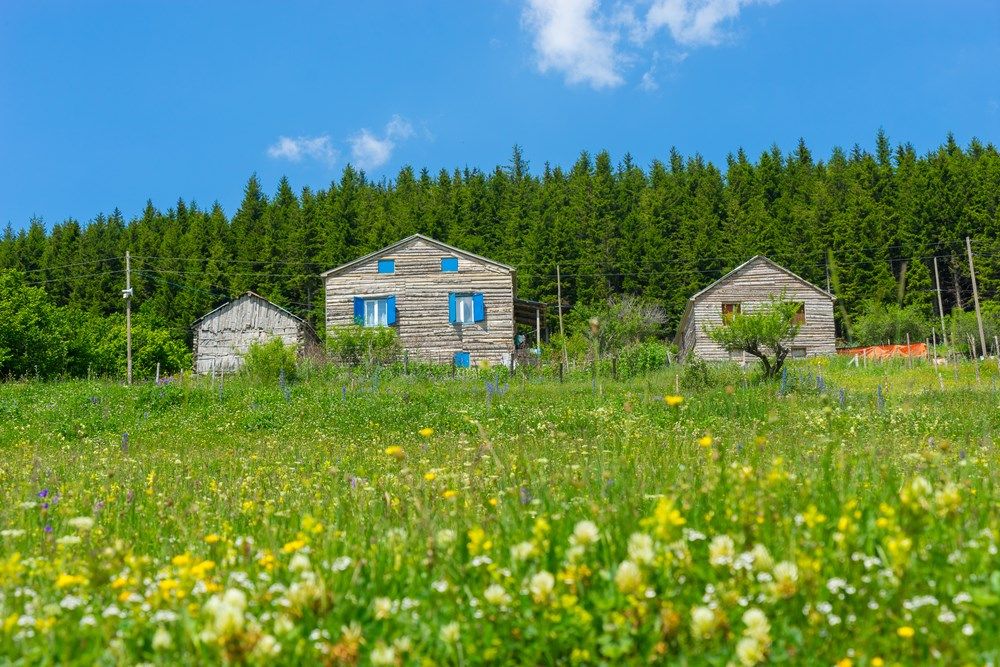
xmin=792 ymin=302 xmax=806 ymax=325
xmin=455 ymin=294 xmax=475 ymax=324
xmin=441 ymin=257 xmax=459 ymax=273
xmin=363 ymin=297 xmax=390 ymax=327
xmin=790 ymin=346 xmax=807 ymax=359
xmin=721 ymin=302 xmax=741 ymax=325
xmin=377 ymin=258 xmax=395 ymax=274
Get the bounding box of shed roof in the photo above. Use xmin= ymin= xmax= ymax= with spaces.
xmin=673 ymin=256 xmax=834 ymax=347
xmin=320 ymin=234 xmax=514 ymax=278
xmin=191 ymin=291 xmax=309 ymax=328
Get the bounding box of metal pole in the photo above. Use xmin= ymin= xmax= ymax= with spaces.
xmin=124 ymin=250 xmax=133 ymax=386
xmin=933 ymin=255 xmax=948 ymax=347
xmin=966 ymin=237 xmax=987 ymax=358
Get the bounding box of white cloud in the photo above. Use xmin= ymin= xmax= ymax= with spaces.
xmin=522 ymin=0 xmax=624 ymax=89
xmin=266 ymin=135 xmax=338 ymax=166
xmin=642 ymin=0 xmax=775 ymax=47
xmin=522 ymin=0 xmax=777 ymax=89
xmin=349 ymin=115 xmax=415 ymax=171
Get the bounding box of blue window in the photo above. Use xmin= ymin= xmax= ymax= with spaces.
xmin=448 ymin=292 xmax=485 ymax=324
xmin=454 ymin=351 xmax=470 ymax=368
xmin=353 ymin=295 xmax=396 ymax=327
xmin=377 ymin=259 xmax=395 ymax=274
xmin=441 ymin=257 xmax=459 ymax=272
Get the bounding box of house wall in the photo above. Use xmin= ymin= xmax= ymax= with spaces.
xmin=683 ymin=261 xmax=836 ymax=361
xmin=193 ymin=296 xmax=307 ymax=373
xmin=324 ymin=238 xmax=515 ymax=365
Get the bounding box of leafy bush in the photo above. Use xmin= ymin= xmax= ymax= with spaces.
xmin=949 ymin=304 xmax=1000 ymax=356
xmin=569 ymin=294 xmax=667 ymax=357
xmin=241 ymin=338 xmax=298 ymax=383
xmin=326 ymin=325 xmax=401 ymax=366
xmin=0 ymin=272 xmax=68 ymax=379
xmin=852 ymin=302 xmax=930 ymax=346
xmin=617 ymin=340 xmax=669 ymax=380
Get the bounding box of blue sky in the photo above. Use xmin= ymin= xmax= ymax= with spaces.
xmin=2 ymin=0 xmax=998 ymax=229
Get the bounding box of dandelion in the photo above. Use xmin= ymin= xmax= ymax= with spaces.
xmin=442 ymin=489 xmax=458 ymax=500
xmin=664 ymin=395 xmax=684 ymax=407
xmin=384 ymin=445 xmax=404 ymax=460
xmin=571 ymin=520 xmax=600 ymax=547
xmin=419 ymin=427 xmax=434 ymax=437
xmin=204 ymin=533 xmax=221 ymax=544
xmin=698 ymin=434 xmax=713 ymax=447
xmin=614 ymin=560 xmax=643 ymax=594
xmin=896 ymin=626 xmax=915 ymax=638
xmin=56 ymin=573 xmax=87 ymax=589
xmin=423 ymin=471 xmax=436 ymax=481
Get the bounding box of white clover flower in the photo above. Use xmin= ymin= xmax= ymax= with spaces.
xmin=510 ymin=541 xmax=536 ymax=562
xmin=373 ymin=597 xmax=394 ymax=620
xmin=431 ymin=580 xmax=449 ymax=593
xmin=439 ymin=621 xmax=461 ymax=643
xmin=79 ymin=614 xmax=97 ymax=627
xmin=370 ymin=643 xmax=396 ymax=666
xmin=152 ymin=626 xmax=173 ymax=651
xmin=571 ymin=520 xmax=600 ymax=547
xmin=102 ymin=605 xmax=123 ymax=618
xmin=736 ymin=636 xmax=766 ymax=666
xmin=627 ymin=533 xmax=655 ymax=564
xmin=152 ymin=610 xmax=178 ymax=623
xmin=56 ymin=535 xmax=82 ymax=546
xmin=59 ymin=595 xmax=84 ymax=610
xmin=435 ymin=529 xmax=456 ymax=547
xmin=483 ymin=584 xmax=511 ymax=606
xmin=331 ymin=556 xmax=352 ymax=572
xmin=708 ymin=535 xmax=735 ymax=567
xmin=288 ymin=552 xmax=311 ymax=573
xmin=529 ymin=571 xmax=555 ymax=603
xmin=750 ymin=543 xmax=773 ymax=571
xmin=614 ymin=560 xmax=643 ymax=594
xmin=254 ymin=634 xmax=281 ymax=657
xmin=690 ymin=606 xmax=716 ymax=639
xmin=742 ymin=608 xmax=771 ymax=643
xmin=962 ymin=624 xmax=974 ymax=636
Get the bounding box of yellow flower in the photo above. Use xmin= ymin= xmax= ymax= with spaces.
xmin=871 ymin=659 xmax=884 ymax=667
xmin=897 ymin=626 xmax=915 ymax=638
xmin=55 ymin=573 xmax=87 ymax=589
xmin=423 ymin=471 xmax=437 ymax=481
xmin=171 ymin=553 xmax=192 ymax=567
xmin=488 ymin=497 xmax=498 ymax=507
xmin=664 ymin=395 xmax=684 ymax=407
xmin=281 ymin=539 xmax=307 ymax=554
xmin=442 ymin=489 xmax=458 ymax=500
xmin=419 ymin=428 xmax=434 ymax=438
xmin=697 ymin=434 xmax=713 ymax=447
xmin=835 ymin=660 xmax=853 ymax=667
xmin=384 ymin=445 xmax=405 ymax=460
xmin=204 ymin=533 xmax=221 ymax=544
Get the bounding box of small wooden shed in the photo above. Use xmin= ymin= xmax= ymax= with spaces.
xmin=322 ymin=234 xmax=541 ymax=367
xmin=191 ymin=291 xmax=320 ymax=374
xmin=674 ymin=256 xmax=836 ymax=362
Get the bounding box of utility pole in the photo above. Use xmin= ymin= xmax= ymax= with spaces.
xmin=124 ymin=250 xmax=133 ymax=385
xmin=965 ymin=237 xmax=987 ymax=358
xmin=932 ymin=255 xmax=948 ymax=346
xmin=556 ymin=264 xmax=568 ymax=372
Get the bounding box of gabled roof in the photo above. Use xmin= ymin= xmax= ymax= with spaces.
xmin=673 ymin=256 xmax=834 ymax=347
xmin=191 ymin=291 xmax=309 ymax=328
xmin=320 ymin=234 xmax=514 ymax=278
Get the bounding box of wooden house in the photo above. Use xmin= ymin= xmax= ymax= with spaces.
xmin=322 ymin=234 xmax=543 ymax=367
xmin=674 ymin=256 xmax=836 ymax=362
xmin=192 ymin=291 xmax=320 ymax=374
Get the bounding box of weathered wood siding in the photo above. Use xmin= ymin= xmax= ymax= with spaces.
xmin=193 ymin=295 xmax=309 ymax=374
xmin=681 ymin=259 xmax=835 ymax=361
xmin=324 ymin=238 xmax=515 ymax=365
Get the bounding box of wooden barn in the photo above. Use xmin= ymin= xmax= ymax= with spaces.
xmin=322 ymin=234 xmax=544 ymax=367
xmin=191 ymin=291 xmax=320 ymax=374
xmin=675 ymin=256 xmax=836 ymax=362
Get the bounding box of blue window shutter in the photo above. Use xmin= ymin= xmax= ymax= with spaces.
xmin=454 ymin=351 xmax=470 ymax=368
xmin=378 ymin=259 xmax=395 ymax=274
xmin=386 ymin=295 xmax=396 ymax=325
xmin=473 ymin=293 xmax=485 ymax=322
xmin=353 ymin=297 xmax=364 ymax=325
xmin=448 ymin=292 xmax=456 ymax=323
xmin=441 ymin=257 xmax=459 ymax=272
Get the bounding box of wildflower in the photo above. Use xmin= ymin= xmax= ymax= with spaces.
xmin=627 ymin=533 xmax=655 ymax=565
xmin=423 ymin=471 xmax=436 ymax=481
xmin=900 ymin=476 xmax=933 ymax=510
xmin=281 ymin=539 xmax=307 ymax=554
xmin=289 ymin=552 xmax=311 ymax=573
xmin=571 ymin=520 xmax=600 ymax=547
xmin=56 ymin=573 xmax=88 ymax=589
xmin=614 ymin=560 xmax=643 ymax=594
xmin=370 ymin=642 xmax=396 ymax=666
xmin=871 ymin=659 xmax=884 ymax=667
xmin=664 ymin=395 xmax=684 ymax=407
xmin=332 ymin=556 xmax=353 ymax=572
xmin=933 ymin=483 xmax=961 ymax=516
xmin=204 ymin=533 xmax=221 ymax=544
xmin=374 ymin=597 xmax=394 ymax=620
xmin=384 ymin=445 xmax=404 ymax=460
xmin=204 ymin=588 xmax=247 ymax=637
xmin=254 ymin=634 xmax=281 ymax=657
xmin=529 ymin=571 xmax=555 ymax=604
xmin=690 ymin=606 xmax=717 ymax=639
xmin=67 ymin=516 xmax=94 ymax=532
xmin=467 ymin=526 xmax=492 ymax=555
xmin=442 ymin=489 xmax=458 ymax=500
xmin=772 ymin=561 xmax=799 ymax=598
xmin=439 ymin=621 xmax=461 ymax=644
xmin=435 ymin=529 xmax=456 ymax=547
xmin=736 ymin=636 xmax=766 ymax=666
xmin=698 ymin=434 xmax=713 ymax=447
xmin=483 ymin=584 xmax=511 ymax=606
xmin=708 ymin=535 xmax=735 ymax=566
xmin=419 ymin=427 xmax=434 ymax=437
xmin=511 ymin=541 xmax=535 ymax=561
xmin=1 ymin=529 xmax=25 ymax=538
xmin=896 ymin=626 xmax=915 ymax=638
xmin=56 ymin=535 xmax=82 ymax=546
xmin=750 ymin=543 xmax=773 ymax=571
xmin=152 ymin=626 xmax=173 ymax=651
xmin=644 ymin=497 xmax=686 ymax=539
xmin=742 ymin=608 xmax=771 ymax=644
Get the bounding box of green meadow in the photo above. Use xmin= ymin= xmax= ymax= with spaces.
xmin=0 ymin=357 xmax=998 ymax=665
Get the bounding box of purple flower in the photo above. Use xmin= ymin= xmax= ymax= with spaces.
xmin=41 ymin=502 xmax=49 ymax=510
xmin=38 ymin=489 xmax=49 ymax=499
xmin=44 ymin=524 xmax=52 ymax=533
